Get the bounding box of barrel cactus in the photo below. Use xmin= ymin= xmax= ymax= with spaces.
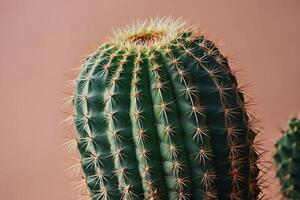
xmin=274 ymin=116 xmax=300 ymax=200
xmin=66 ymin=18 xmax=262 ymax=200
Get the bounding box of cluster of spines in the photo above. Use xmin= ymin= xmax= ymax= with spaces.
xmin=162 ymin=43 xmax=218 ymax=199
xmin=169 ymin=33 xmax=262 ymax=199
xmin=104 ymin=49 xmax=147 ymax=199
xmin=274 ymin=117 xmax=300 ymax=200
xmin=63 ymin=23 xmax=263 ymax=200
xmin=75 ymin=45 xmax=121 ymax=200
xmin=148 ymin=50 xmax=193 ymax=200
xmin=130 ymin=51 xmax=168 ymax=199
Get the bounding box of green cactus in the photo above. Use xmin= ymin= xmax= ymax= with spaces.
xmin=69 ymin=18 xmax=262 ymax=200
xmin=274 ymin=117 xmax=300 ymax=200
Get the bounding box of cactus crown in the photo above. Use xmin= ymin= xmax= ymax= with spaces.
xmin=274 ymin=117 xmax=300 ymax=200
xmin=110 ymin=18 xmax=187 ymax=49
xmin=67 ymin=18 xmax=262 ymax=200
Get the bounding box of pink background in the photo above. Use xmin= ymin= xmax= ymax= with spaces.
xmin=1 ymin=0 xmax=300 ymax=199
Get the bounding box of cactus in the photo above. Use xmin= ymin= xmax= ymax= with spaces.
xmin=67 ymin=18 xmax=262 ymax=200
xmin=274 ymin=117 xmax=300 ymax=199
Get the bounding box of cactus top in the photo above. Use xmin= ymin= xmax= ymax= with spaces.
xmin=110 ymin=18 xmax=189 ymax=50
xmin=72 ymin=18 xmax=262 ymax=200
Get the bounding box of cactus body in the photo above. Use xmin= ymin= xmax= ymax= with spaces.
xmin=71 ymin=18 xmax=261 ymax=200
xmin=274 ymin=117 xmax=300 ymax=200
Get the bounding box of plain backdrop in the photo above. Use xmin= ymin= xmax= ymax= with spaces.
xmin=0 ymin=0 xmax=300 ymax=199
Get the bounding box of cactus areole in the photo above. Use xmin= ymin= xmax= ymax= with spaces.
xmin=72 ymin=18 xmax=261 ymax=200
xmin=274 ymin=117 xmax=300 ymax=200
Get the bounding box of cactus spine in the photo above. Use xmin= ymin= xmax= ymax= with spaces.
xmin=274 ymin=117 xmax=300 ymax=200
xmin=68 ymin=18 xmax=262 ymax=200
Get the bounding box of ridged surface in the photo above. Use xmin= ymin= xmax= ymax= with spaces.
xmin=274 ymin=117 xmax=300 ymax=200
xmin=72 ymin=28 xmax=261 ymax=200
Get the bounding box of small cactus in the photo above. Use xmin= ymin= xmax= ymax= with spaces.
xmin=66 ymin=18 xmax=262 ymax=200
xmin=274 ymin=117 xmax=300 ymax=200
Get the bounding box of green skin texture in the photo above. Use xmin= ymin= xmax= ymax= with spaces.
xmin=274 ymin=117 xmax=300 ymax=200
xmin=73 ymin=31 xmax=261 ymax=200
